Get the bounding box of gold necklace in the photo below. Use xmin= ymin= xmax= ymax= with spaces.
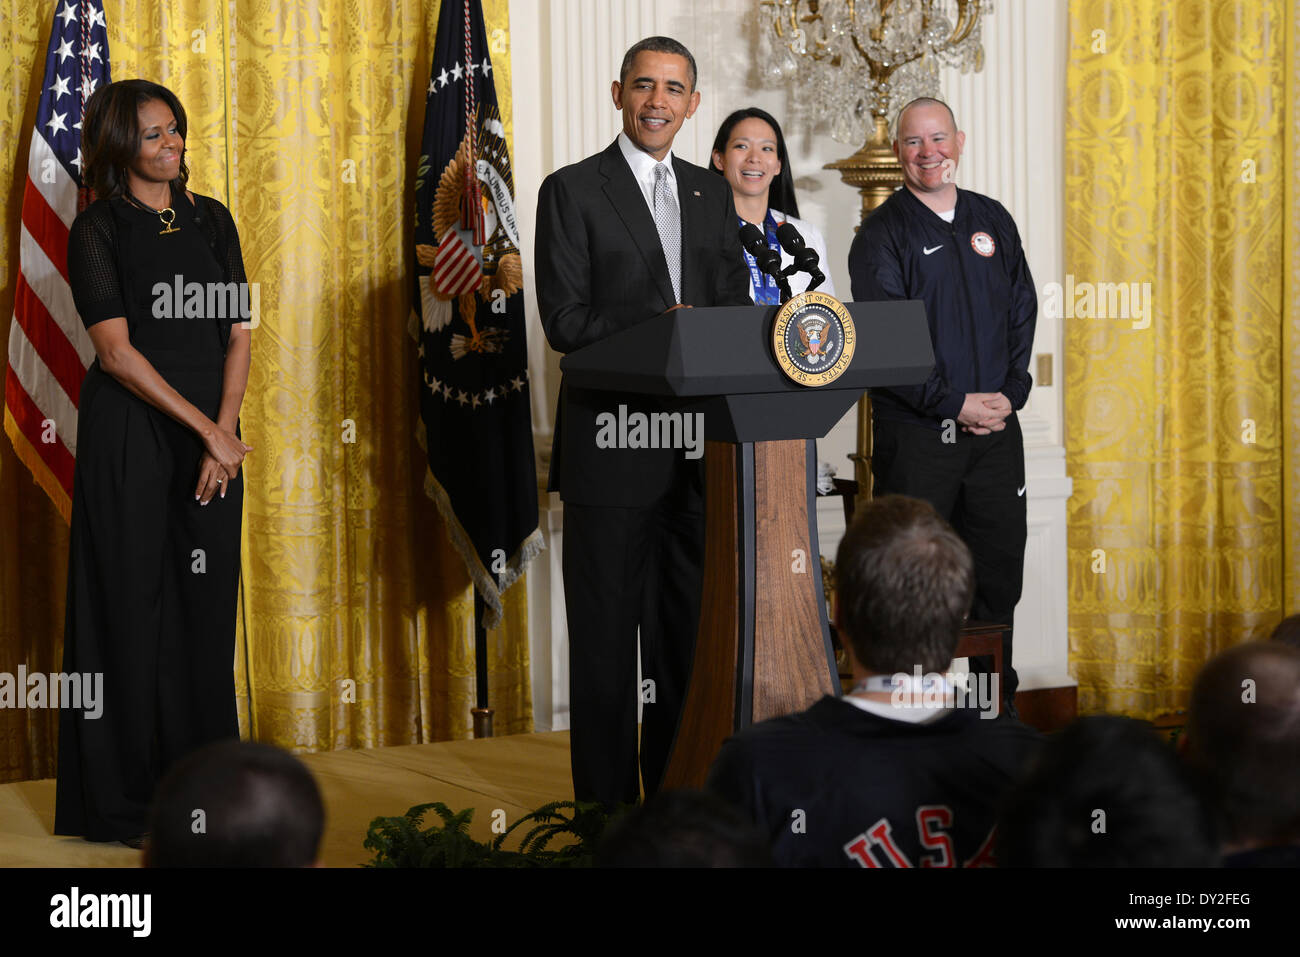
xmin=127 ymin=190 xmax=179 ymax=235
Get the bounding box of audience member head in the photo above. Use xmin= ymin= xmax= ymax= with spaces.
xmin=834 ymin=494 xmax=973 ymax=675
xmin=1270 ymin=613 xmax=1300 ymax=650
xmin=1184 ymin=641 xmax=1300 ymax=852
xmin=596 ymin=789 xmax=772 ymax=867
xmin=145 ymin=740 xmax=325 ymax=867
xmin=997 ymin=715 xmax=1217 ymax=867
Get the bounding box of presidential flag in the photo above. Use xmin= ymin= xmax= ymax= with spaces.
xmin=412 ymin=0 xmax=542 ymax=628
xmin=4 ymin=0 xmax=111 ymax=522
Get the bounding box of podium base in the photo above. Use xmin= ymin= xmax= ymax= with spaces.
xmin=663 ymin=438 xmax=837 ymax=789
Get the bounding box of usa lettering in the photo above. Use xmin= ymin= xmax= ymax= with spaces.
xmin=841 ymin=806 xmax=997 ymax=868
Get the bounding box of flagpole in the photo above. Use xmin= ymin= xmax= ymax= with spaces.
xmin=416 ymin=0 xmax=536 ymax=740
xmin=472 ymin=591 xmax=494 ymax=737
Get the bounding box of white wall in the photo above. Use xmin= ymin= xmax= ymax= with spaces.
xmin=513 ymin=0 xmax=1075 ymax=729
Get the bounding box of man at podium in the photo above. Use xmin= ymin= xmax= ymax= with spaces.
xmin=534 ymin=36 xmax=750 ymax=804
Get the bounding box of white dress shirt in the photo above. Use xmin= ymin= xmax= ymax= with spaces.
xmin=618 ymin=131 xmax=678 ymax=216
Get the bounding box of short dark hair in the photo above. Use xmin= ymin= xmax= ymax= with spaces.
xmin=1184 ymin=641 xmax=1300 ymax=848
xmin=619 ymin=36 xmax=697 ymax=92
xmin=82 ymin=79 xmax=190 ymax=200
xmin=710 ymin=107 xmax=801 ymax=219
xmin=893 ymin=96 xmax=958 ymax=143
xmin=834 ymin=495 xmax=973 ymax=674
xmin=998 ymin=716 xmax=1218 ymax=867
xmin=1270 ymin=613 xmax=1300 ymax=649
xmin=596 ymin=790 xmax=772 ymax=867
xmin=146 ymin=741 xmax=325 ymax=867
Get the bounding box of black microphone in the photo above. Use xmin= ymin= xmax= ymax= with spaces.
xmin=775 ymin=221 xmax=826 ymax=292
xmin=739 ymin=223 xmax=779 ymax=273
xmin=739 ymin=222 xmax=792 ymax=302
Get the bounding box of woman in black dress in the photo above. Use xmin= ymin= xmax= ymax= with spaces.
xmin=55 ymin=80 xmax=252 ymax=847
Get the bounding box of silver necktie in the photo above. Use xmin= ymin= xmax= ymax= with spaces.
xmin=653 ymin=163 xmax=682 ymax=303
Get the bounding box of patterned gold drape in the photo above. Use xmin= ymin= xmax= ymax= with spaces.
xmin=1065 ymin=0 xmax=1296 ymax=717
xmin=0 ymin=0 xmax=532 ymax=783
xmin=1285 ymin=0 xmax=1300 ymax=622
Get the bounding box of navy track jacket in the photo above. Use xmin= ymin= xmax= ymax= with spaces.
xmin=848 ymin=186 xmax=1038 ymax=429
xmin=708 ymin=696 xmax=1042 ymax=867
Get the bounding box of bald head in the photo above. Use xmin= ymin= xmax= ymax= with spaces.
xmin=893 ymin=97 xmax=957 ymax=143
xmin=1185 ymin=642 xmax=1300 ymax=848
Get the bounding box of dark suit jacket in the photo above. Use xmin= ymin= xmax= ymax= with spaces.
xmin=536 ymin=138 xmax=751 ymax=507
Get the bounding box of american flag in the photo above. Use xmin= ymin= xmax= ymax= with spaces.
xmin=3 ymin=1 xmax=111 ymax=522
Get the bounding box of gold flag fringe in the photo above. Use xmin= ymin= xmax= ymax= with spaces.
xmin=4 ymin=406 xmax=72 ymax=524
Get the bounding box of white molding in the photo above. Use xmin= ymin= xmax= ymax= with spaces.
xmin=945 ymin=0 xmax=1067 ymax=451
xmin=526 ymin=493 xmax=569 ymax=731
xmin=1015 ymin=449 xmax=1075 ymax=690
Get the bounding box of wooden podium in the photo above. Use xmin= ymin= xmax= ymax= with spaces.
xmin=560 ymin=299 xmax=933 ymax=789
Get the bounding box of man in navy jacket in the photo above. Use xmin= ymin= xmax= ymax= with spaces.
xmin=708 ymin=496 xmax=1040 ymax=867
xmin=848 ymin=97 xmax=1037 ymax=714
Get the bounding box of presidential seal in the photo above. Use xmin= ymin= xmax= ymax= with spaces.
xmin=772 ymin=291 xmax=856 ymax=386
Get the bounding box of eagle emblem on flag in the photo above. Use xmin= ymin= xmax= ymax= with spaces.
xmin=415 ymin=106 xmax=522 ymax=361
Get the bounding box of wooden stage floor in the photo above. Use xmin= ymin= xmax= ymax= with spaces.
xmin=0 ymin=730 xmax=575 ymax=868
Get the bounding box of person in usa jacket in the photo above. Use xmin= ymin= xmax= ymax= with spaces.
xmin=848 ymin=96 xmax=1037 ymax=717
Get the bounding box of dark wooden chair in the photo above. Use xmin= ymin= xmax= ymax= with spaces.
xmin=953 ymin=620 xmax=1004 ymax=689
xmin=822 ymin=475 xmax=1006 ymax=693
xmin=819 ymin=477 xmax=861 ymax=525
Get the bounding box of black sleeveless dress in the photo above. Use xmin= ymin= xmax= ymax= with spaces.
xmin=55 ymin=189 xmax=244 ymax=842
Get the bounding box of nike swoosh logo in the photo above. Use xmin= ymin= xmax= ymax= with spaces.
xmin=1017 ymin=485 xmax=1026 ymax=497
xmin=923 ymin=245 xmax=943 ymax=255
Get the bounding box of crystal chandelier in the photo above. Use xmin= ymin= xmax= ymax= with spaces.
xmin=759 ymin=0 xmax=990 ymax=147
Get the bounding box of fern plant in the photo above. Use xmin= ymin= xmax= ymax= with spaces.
xmin=363 ymin=799 xmax=621 ymax=868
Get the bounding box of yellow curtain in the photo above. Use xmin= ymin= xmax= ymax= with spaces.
xmin=1285 ymin=0 xmax=1300 ymax=617
xmin=0 ymin=0 xmax=532 ymax=783
xmin=1065 ymin=0 xmax=1294 ymax=717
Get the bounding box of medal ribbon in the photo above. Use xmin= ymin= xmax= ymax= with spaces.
xmin=741 ymin=209 xmax=783 ymax=305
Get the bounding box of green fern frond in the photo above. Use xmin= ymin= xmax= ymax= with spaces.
xmin=363 ymin=797 xmax=624 ymax=868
